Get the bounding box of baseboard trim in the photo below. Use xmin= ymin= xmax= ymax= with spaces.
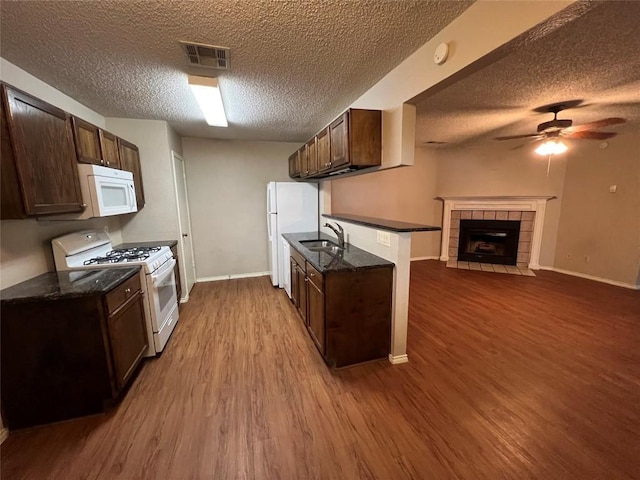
xmin=538 ymin=266 xmax=639 ymax=290
xmin=388 ymin=354 xmax=409 ymax=365
xmin=1 ymin=427 xmax=8 ymax=444
xmin=179 ymin=294 xmax=189 ymax=304
xmin=411 ymin=256 xmax=440 ymax=261
xmin=196 ymin=271 xmax=270 ymax=283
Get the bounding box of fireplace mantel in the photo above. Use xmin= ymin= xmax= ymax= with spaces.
xmin=437 ymin=196 xmax=556 ymax=269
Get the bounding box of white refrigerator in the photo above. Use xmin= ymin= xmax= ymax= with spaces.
xmin=267 ymin=182 xmax=318 ymax=288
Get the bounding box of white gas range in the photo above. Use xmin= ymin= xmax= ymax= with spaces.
xmin=52 ymin=230 xmax=179 ymax=357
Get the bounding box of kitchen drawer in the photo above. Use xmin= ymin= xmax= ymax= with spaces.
xmin=306 ymin=262 xmax=323 ymax=291
xmin=291 ymin=248 xmax=306 ymax=273
xmin=106 ymin=273 xmax=141 ymax=314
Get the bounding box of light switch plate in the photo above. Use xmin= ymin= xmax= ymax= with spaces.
xmin=377 ymin=230 xmax=391 ymax=247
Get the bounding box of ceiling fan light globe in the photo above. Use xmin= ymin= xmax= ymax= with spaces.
xmin=535 ymin=140 xmax=567 ymax=156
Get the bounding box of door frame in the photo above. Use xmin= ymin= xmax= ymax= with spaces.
xmin=171 ymin=151 xmax=196 ymax=302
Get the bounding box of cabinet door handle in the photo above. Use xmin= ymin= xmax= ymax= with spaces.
xmin=304 ymin=277 xmax=309 ymax=282
xmin=309 ymin=273 xmax=315 ymax=277
xmin=125 ymin=288 xmax=131 ymax=294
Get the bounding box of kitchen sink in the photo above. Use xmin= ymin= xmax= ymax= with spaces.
xmin=300 ymin=239 xmax=344 ymax=253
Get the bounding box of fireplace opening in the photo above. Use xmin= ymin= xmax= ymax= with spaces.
xmin=458 ymin=220 xmax=521 ymax=265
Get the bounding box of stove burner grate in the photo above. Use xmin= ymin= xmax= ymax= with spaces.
xmin=83 ymin=246 xmax=162 ymax=266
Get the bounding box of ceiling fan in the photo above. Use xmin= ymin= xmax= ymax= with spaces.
xmin=494 ymin=101 xmax=626 ymax=154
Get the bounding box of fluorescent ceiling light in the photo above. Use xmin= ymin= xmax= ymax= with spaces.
xmin=188 ymin=75 xmax=228 ymax=127
xmin=535 ymin=140 xmax=568 ymax=156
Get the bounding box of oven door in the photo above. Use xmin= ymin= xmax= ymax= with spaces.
xmin=89 ymin=174 xmax=137 ymax=217
xmin=146 ymin=258 xmax=178 ymax=332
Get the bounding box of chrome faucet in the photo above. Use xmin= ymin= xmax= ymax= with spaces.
xmin=324 ymin=222 xmax=345 ymax=248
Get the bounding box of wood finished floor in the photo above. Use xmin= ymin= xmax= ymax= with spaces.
xmin=2 ymin=261 xmax=639 ymax=479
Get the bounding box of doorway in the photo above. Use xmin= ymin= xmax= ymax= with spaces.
xmin=171 ymin=151 xmax=196 ymax=301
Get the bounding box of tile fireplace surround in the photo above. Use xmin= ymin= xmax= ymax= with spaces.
xmin=438 ymin=196 xmax=555 ymax=269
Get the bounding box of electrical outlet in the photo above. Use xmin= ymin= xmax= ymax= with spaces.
xmin=377 ymin=230 xmax=391 ymax=247
xmin=584 ymin=255 xmax=590 ymax=263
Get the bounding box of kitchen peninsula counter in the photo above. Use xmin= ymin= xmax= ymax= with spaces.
xmin=322 ymin=213 xmax=441 ymax=232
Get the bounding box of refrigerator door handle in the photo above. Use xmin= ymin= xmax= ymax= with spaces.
xmin=267 ymin=185 xmax=271 ymax=213
xmin=267 ymin=213 xmax=272 ymax=241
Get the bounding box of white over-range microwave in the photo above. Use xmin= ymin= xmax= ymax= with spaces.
xmin=49 ymin=164 xmax=138 ymax=220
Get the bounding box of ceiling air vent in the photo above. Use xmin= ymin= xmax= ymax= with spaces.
xmin=180 ymin=41 xmax=230 ymax=70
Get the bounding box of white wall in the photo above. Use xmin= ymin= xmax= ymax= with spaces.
xmin=330 ymin=147 xmax=441 ymax=259
xmin=104 ymin=118 xmax=180 ymax=243
xmin=553 ymin=136 xmax=640 ymax=286
xmin=0 ymin=58 xmax=122 ymax=290
xmin=181 ymin=138 xmax=297 ymax=279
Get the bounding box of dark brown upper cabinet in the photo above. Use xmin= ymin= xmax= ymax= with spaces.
xmin=1 ymin=84 xmax=83 ymax=218
xmin=305 ymin=137 xmax=318 ymax=177
xmin=288 ymin=109 xmax=381 ymax=180
xmin=288 ymin=151 xmax=300 ymax=178
xmin=298 ymin=146 xmax=308 ymax=178
xmin=99 ymin=129 xmax=121 ymax=169
xmin=329 ymin=111 xmax=349 ymax=170
xmin=346 ymin=109 xmax=382 ymax=170
xmin=317 ymin=127 xmax=330 ymax=173
xmin=72 ymin=117 xmax=122 ymax=170
xmin=71 ymin=116 xmax=103 ymax=165
xmin=118 ymin=138 xmax=145 ymax=210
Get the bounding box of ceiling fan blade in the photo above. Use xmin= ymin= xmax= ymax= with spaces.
xmin=565 ymin=117 xmax=626 ymax=133
xmin=562 ymin=131 xmax=617 ymax=140
xmin=510 ymin=137 xmax=543 ymax=150
xmin=494 ymin=133 xmax=543 ymax=141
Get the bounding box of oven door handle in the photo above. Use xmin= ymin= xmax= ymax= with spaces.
xmin=150 ymin=258 xmax=177 ymax=283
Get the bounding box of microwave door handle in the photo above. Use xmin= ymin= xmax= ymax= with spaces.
xmin=129 ymin=183 xmax=136 ymax=208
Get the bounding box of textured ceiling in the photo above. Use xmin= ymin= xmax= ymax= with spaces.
xmin=413 ymin=1 xmax=640 ymax=148
xmin=0 ymin=0 xmax=473 ymax=142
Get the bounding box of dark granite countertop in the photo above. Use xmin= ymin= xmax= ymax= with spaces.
xmin=323 ymin=213 xmax=441 ymax=232
xmin=0 ymin=267 xmax=141 ymax=304
xmin=283 ymin=232 xmax=394 ymax=273
xmin=114 ymin=240 xmax=178 ymax=249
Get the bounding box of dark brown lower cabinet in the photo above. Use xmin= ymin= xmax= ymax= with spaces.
xmin=290 ymin=249 xmax=393 ymax=368
xmin=1 ymin=274 xmax=147 ymax=429
xmin=107 ymin=290 xmax=147 ymax=391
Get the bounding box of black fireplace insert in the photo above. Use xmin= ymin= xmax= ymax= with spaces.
xmin=458 ymin=219 xmax=520 ymax=265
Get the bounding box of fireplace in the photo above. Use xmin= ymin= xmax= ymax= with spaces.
xmin=458 ymin=219 xmax=520 ymax=265
xmin=439 ymin=196 xmax=554 ymax=270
